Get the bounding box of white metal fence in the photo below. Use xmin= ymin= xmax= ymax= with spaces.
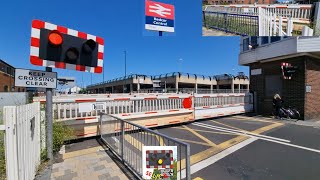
xmin=204 ymin=4 xmax=312 ymax=21
xmin=1 ymin=102 xmax=41 ymax=180
xmin=204 ymin=4 xmax=312 ymax=36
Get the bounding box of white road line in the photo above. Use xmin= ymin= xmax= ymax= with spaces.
xmin=193 ymin=122 xmax=320 ymax=154
xmin=180 ymin=137 xmax=258 ymax=179
xmin=193 ymin=122 xmax=290 ymax=143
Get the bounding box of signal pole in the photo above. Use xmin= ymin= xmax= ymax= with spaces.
xmin=45 ymin=67 xmax=53 ymax=161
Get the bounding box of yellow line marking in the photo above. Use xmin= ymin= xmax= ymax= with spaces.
xmin=193 ymin=177 xmax=204 ymax=180
xmin=230 ymin=115 xmax=278 ymax=123
xmin=178 ymin=122 xmax=284 ymax=170
xmin=62 ymin=146 xmax=101 ymax=160
xmin=125 ymin=134 xmax=144 ymax=150
xmin=174 ymin=138 xmax=214 ymax=147
xmin=182 ymin=125 xmax=217 ymax=146
xmin=210 ymin=120 xmax=248 ymax=132
xmin=156 ymin=134 xmax=166 ymax=146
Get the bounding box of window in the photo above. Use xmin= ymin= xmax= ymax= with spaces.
xmin=243 ymin=38 xmax=249 ymax=51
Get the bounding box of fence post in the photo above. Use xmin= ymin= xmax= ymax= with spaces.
xmin=120 ymin=120 xmax=124 ymax=162
xmin=278 ymin=16 xmax=283 ymax=36
xmin=313 ymin=2 xmax=320 ymax=36
xmin=185 ymin=144 xmax=191 ymax=180
xmin=258 ymin=7 xmax=263 ymax=36
xmin=287 ymin=17 xmax=293 ymax=36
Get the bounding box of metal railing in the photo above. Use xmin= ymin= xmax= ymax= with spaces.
xmin=194 ymin=94 xmax=253 ymax=108
xmin=203 ymin=11 xmax=259 ymax=36
xmin=204 ymin=4 xmax=312 ymax=20
xmin=53 ymin=97 xmax=187 ymax=120
xmin=100 ymin=114 xmax=191 ymax=180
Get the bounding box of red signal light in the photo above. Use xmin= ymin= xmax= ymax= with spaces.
xmin=48 ymin=30 xmax=63 ymax=46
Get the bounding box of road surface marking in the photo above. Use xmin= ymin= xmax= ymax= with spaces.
xmin=194 ymin=122 xmax=290 ymax=143
xmin=174 ymin=138 xmax=215 ymax=147
xmin=194 ymin=123 xmax=320 ymax=153
xmin=125 ymin=134 xmax=144 ymax=150
xmin=172 ymin=126 xmax=237 ymax=135
xmin=231 ymin=115 xmax=277 ymax=123
xmin=209 ymin=120 xmax=248 ymax=132
xmin=180 ymin=137 xmax=259 ymax=179
xmin=183 ymin=122 xmax=283 ymax=169
xmin=156 ymin=134 xmax=165 ymax=146
xmin=193 ymin=177 xmax=204 ymax=180
xmin=182 ymin=125 xmax=217 ymax=146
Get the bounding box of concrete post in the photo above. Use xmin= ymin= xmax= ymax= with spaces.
xmin=231 ymin=79 xmax=234 ymax=93
xmin=210 ymin=84 xmax=213 ymax=94
xmin=194 ymin=83 xmax=198 ymax=94
xmin=130 ymin=84 xmax=133 ymax=93
xmin=175 ymin=80 xmax=179 ymax=93
xmin=111 ymin=86 xmax=114 ymax=94
xmin=137 ymin=83 xmax=140 ymax=93
xmin=313 ymin=2 xmax=320 ymax=36
xmin=238 ymin=84 xmax=241 ymax=93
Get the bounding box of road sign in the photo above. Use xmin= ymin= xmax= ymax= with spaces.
xmin=145 ymin=1 xmax=175 ymax=33
xmin=142 ymin=146 xmax=177 ymax=180
xmin=15 ymin=68 xmax=57 ymax=88
xmin=30 ymin=19 xmax=104 ymax=73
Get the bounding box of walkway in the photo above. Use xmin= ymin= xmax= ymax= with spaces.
xmin=51 ymin=139 xmax=134 ymax=180
xmin=202 ymin=27 xmax=236 ymax=36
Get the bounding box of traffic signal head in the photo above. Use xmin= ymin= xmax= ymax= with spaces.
xmin=30 ymin=20 xmax=104 ymax=73
xmin=281 ymin=63 xmax=298 ymax=80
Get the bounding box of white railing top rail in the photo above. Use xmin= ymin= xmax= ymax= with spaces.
xmin=204 ymin=4 xmax=313 ymax=9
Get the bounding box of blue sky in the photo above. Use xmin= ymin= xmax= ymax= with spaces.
xmin=0 ymin=0 xmax=247 ymax=87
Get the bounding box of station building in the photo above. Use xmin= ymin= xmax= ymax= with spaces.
xmin=0 ymin=59 xmax=26 ymax=92
xmin=239 ymin=36 xmax=320 ymax=120
xmin=87 ymin=72 xmax=249 ymax=94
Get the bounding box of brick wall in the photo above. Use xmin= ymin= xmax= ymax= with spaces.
xmin=250 ymin=56 xmax=306 ymax=118
xmin=305 ymin=56 xmax=320 ymax=120
xmin=0 ymin=71 xmax=26 ymax=92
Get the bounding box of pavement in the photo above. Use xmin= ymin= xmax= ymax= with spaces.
xmin=202 ymin=27 xmax=236 ymax=36
xmin=50 ymin=139 xmax=136 ymax=180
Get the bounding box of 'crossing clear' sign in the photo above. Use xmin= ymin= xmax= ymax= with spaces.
xmin=15 ymin=68 xmax=57 ymax=88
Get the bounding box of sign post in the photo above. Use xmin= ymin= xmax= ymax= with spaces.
xmin=45 ymin=67 xmax=53 ymax=160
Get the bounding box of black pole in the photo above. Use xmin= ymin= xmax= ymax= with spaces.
xmin=159 ymin=31 xmax=163 ymax=36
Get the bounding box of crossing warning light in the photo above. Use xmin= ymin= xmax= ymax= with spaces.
xmin=281 ymin=63 xmax=298 ymax=80
xmin=30 ymin=19 xmax=104 ymax=73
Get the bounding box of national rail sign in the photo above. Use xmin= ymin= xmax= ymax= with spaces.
xmin=145 ymin=0 xmax=175 ymax=33
xmin=15 ymin=68 xmax=57 ymax=88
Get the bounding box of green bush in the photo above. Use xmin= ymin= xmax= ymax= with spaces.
xmin=53 ymin=122 xmax=74 ymax=153
xmin=0 ymin=131 xmax=5 ymax=180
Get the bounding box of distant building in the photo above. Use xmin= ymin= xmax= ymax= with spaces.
xmin=205 ymin=0 xmax=276 ymax=4
xmin=0 ymin=59 xmax=26 ymax=92
xmin=87 ymin=72 xmax=249 ymax=94
xmin=239 ymin=36 xmax=320 ymax=120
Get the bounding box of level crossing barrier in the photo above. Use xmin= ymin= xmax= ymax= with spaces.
xmin=34 ymin=93 xmax=253 ymax=137
xmin=100 ymin=114 xmax=191 ymax=180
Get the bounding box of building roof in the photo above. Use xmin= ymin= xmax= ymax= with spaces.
xmin=0 ymin=59 xmax=15 ymax=69
xmin=239 ymin=36 xmax=320 ymax=66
